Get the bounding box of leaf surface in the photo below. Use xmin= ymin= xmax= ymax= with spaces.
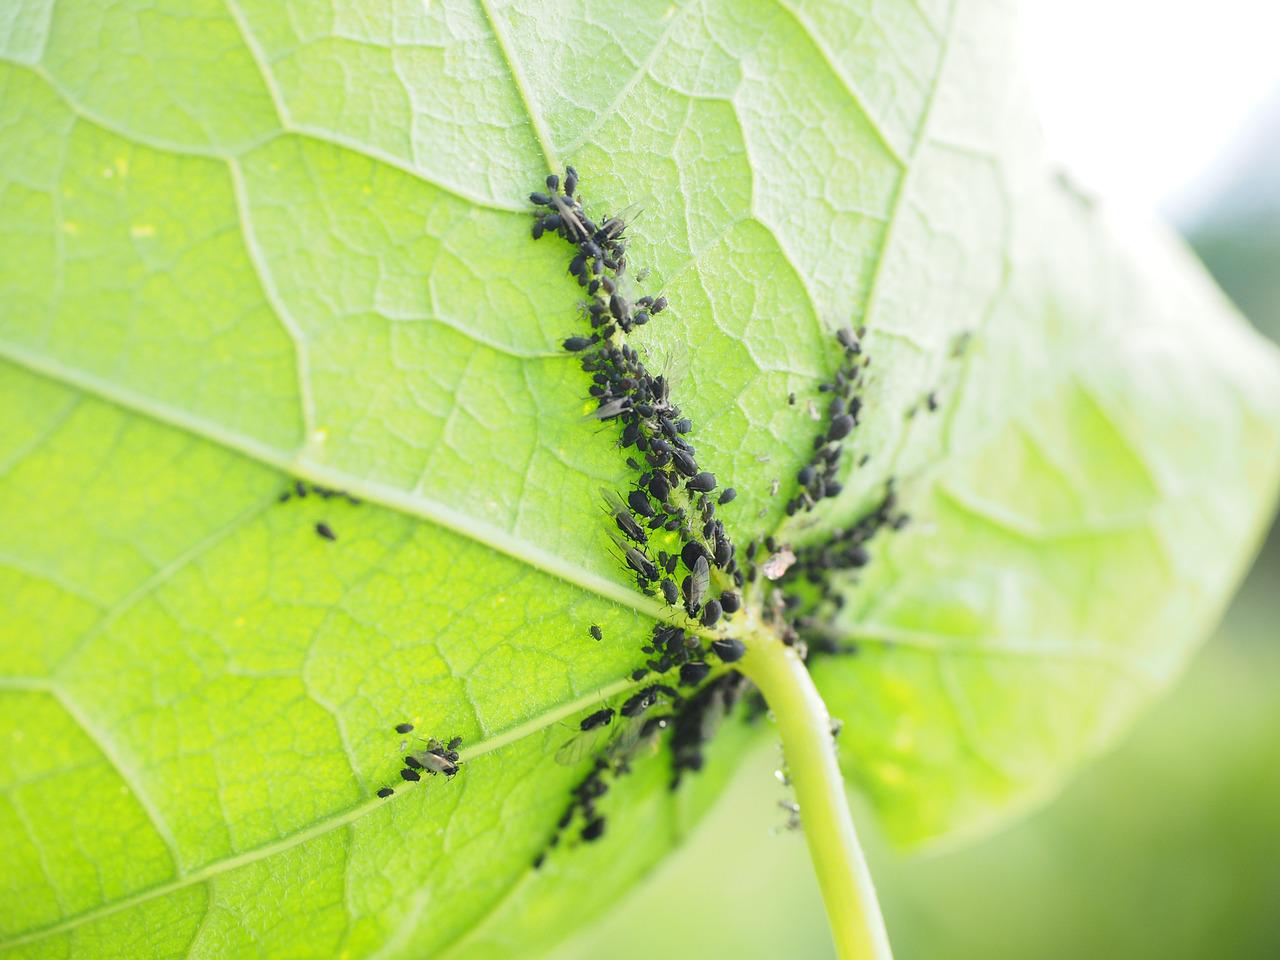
xmin=1 ymin=0 xmax=1277 ymax=955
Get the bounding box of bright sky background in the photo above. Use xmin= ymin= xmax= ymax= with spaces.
xmin=1017 ymin=0 xmax=1280 ymax=220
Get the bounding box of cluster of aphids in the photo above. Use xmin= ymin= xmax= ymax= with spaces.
xmin=277 ymin=479 xmax=361 ymax=542
xmin=374 ymin=722 xmax=462 ymax=799
xmin=530 ymin=169 xmax=743 ymax=630
xmin=534 ymin=669 xmax=749 ymax=865
xmin=775 ymin=486 xmax=910 ymax=659
xmin=784 ymin=327 xmax=869 ymax=517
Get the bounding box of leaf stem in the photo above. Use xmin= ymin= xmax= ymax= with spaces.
xmin=738 ymin=626 xmax=893 ymax=960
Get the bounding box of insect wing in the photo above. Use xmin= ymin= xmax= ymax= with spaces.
xmin=555 ymin=723 xmax=611 ymax=766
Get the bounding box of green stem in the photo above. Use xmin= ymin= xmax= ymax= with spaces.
xmin=738 ymin=626 xmax=894 ymax=960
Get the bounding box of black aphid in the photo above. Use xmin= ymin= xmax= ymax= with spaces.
xmin=717 ymin=487 xmax=737 ymax=504
xmin=580 ymin=708 xmax=615 ymax=731
xmin=581 ymin=817 xmax=606 ymax=842
xmin=400 ymin=768 xmax=421 ymax=782
xmin=679 ymin=661 xmax=711 ymax=686
xmin=404 ymin=755 xmax=423 ymax=769
xmin=660 ymin=578 xmax=679 ymax=605
xmin=699 ymin=599 xmax=722 ymax=627
xmin=710 ymin=638 xmax=745 ymax=662
xmin=563 ymin=335 xmax=597 ymax=352
xmin=687 ymin=471 xmax=716 ymax=493
xmin=447 ymin=736 xmax=463 ymax=751
xmin=377 ymin=787 xmax=394 ymax=798
xmin=827 ymin=414 xmax=854 ymax=441
xmin=394 ymin=722 xmax=414 ymax=734
xmin=589 ymin=624 xmax=603 ymax=642
xmin=627 ymin=489 xmax=655 ymax=518
xmin=719 ymin=591 xmax=741 ymax=614
xmin=315 ymin=522 xmax=336 ymax=541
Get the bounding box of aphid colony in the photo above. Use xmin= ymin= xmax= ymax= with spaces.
xmin=783 ymin=327 xmax=870 ymax=517
xmin=375 ymin=722 xmax=463 ymax=799
xmin=534 ymin=669 xmax=750 ymax=865
xmin=276 ymin=479 xmax=361 ymax=541
xmin=782 ymin=483 xmax=909 ymax=658
xmin=530 ymin=169 xmax=743 ymax=629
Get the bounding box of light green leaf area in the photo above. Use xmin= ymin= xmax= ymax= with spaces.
xmin=0 ymin=0 xmax=1276 ymax=958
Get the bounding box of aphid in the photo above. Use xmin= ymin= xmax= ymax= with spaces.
xmin=400 ymin=768 xmax=421 ymax=782
xmin=651 ymin=296 xmax=668 ymax=314
xmin=546 ymin=173 xmax=559 ymax=191
xmin=684 ymin=555 xmax=710 ymax=613
xmin=926 ymin=390 xmax=939 ymax=412
xmin=564 ymin=165 xmax=578 ymax=196
xmin=581 ymin=817 xmax=606 ymax=842
xmin=315 ymin=522 xmax=337 ymax=541
xmin=620 ymin=543 xmax=658 ymax=580
xmin=718 ymin=591 xmax=741 ymax=614
xmin=648 ymin=473 xmax=670 ymax=502
xmin=580 ymin=708 xmax=615 ymax=731
xmin=395 ymin=722 xmax=414 ymax=734
xmin=710 ymin=637 xmax=746 ymax=662
xmin=699 ymin=599 xmax=722 ymax=627
xmin=590 ymin=398 xmax=631 ymax=420
xmin=671 ymin=449 xmax=697 ymax=477
xmin=447 ymin=736 xmax=463 ymax=751
xmin=621 ymin=687 xmax=658 ymax=717
xmin=628 ymin=489 xmax=655 ymax=518
xmin=377 ymin=787 xmax=394 ymax=798
xmin=631 ymin=667 xmax=650 ymax=681
xmin=589 ymin=624 xmax=603 ymax=641
xmin=601 ymin=489 xmax=648 ymax=543
xmin=529 ymin=191 xmax=552 ymax=206
xmin=681 ymin=540 xmax=708 ymax=571
xmin=713 ymin=538 xmax=732 ymax=569
xmin=680 ymin=661 xmax=711 ymax=686
xmin=416 ymin=751 xmax=459 ymax=777
xmin=827 ymin=414 xmax=854 ymax=441
xmin=687 ymin=471 xmax=716 ymax=493
xmin=718 ymin=487 xmax=737 ymax=505
xmin=563 ymin=335 xmax=596 ymax=352
xmin=836 ymin=327 xmax=860 ymax=353
xmin=660 ymin=578 xmax=680 ymax=605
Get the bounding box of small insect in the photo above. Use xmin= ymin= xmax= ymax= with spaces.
xmin=377 ymin=787 xmax=394 ymax=798
xmin=564 ymin=165 xmax=578 ymax=196
xmin=679 ymin=661 xmax=711 ymax=686
xmin=687 ymin=471 xmax=716 ymax=493
xmin=660 ymin=578 xmax=679 ymax=605
xmin=580 ymin=707 xmax=615 ymax=731
xmin=671 ymin=448 xmax=697 ymax=477
xmin=589 ymin=624 xmax=603 ymax=641
xmin=315 ymin=522 xmax=337 ymax=541
xmin=447 ymin=736 xmax=463 ymax=751
xmin=648 ymin=473 xmax=670 ymax=502
xmin=581 ymin=817 xmax=606 ymax=842
xmin=563 ymin=335 xmax=597 ymax=352
xmin=400 ymin=768 xmax=421 ymax=782
xmin=627 ymin=489 xmax=655 ymax=518
xmin=828 ymin=414 xmax=854 ymax=441
xmin=699 ymin=599 xmax=722 ymax=628
xmin=416 ymin=751 xmax=459 ymax=777
xmin=719 ymin=591 xmax=741 ymax=614
xmin=717 ymin=487 xmax=737 ymax=505
xmin=684 ymin=555 xmax=710 ymax=614
xmin=710 ymin=637 xmax=745 ymax=662
xmin=395 ymin=722 xmax=414 ymax=734
xmin=601 ymin=489 xmax=647 ymax=543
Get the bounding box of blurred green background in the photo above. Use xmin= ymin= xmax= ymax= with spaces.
xmin=552 ymin=89 xmax=1280 ymax=960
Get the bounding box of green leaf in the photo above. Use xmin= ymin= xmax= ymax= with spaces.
xmin=0 ymin=0 xmax=1276 ymax=957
